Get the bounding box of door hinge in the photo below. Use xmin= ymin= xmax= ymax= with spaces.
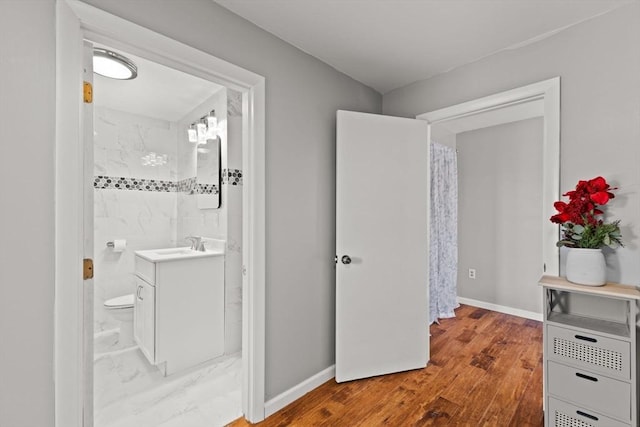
xmin=83 ymin=81 xmax=93 ymax=103
xmin=83 ymin=258 xmax=94 ymax=280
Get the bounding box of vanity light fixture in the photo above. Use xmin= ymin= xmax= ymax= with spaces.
xmin=206 ymin=110 xmax=218 ymax=140
xmin=206 ymin=110 xmax=217 ymax=129
xmin=188 ymin=110 xmax=219 ymax=144
xmin=93 ymin=48 xmax=138 ymax=80
xmin=196 ymin=122 xmax=207 ymax=145
xmin=187 ymin=125 xmax=198 ymax=143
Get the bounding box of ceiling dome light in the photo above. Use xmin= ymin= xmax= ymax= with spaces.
xmin=93 ymin=48 xmax=138 ymax=80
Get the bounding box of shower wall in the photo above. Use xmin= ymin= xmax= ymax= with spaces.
xmin=93 ymin=107 xmax=179 ymax=333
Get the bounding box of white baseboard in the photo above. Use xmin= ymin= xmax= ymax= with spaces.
xmin=264 ymin=365 xmax=335 ymax=418
xmin=457 ymin=297 xmax=543 ymax=321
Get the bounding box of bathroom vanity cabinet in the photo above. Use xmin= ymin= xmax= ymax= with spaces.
xmin=540 ymin=275 xmax=640 ymax=427
xmin=134 ymin=248 xmax=225 ymax=376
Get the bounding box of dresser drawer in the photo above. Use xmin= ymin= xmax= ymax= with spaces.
xmin=547 ymin=324 xmax=630 ymax=380
xmin=548 ymin=361 xmax=630 ymax=421
xmin=548 ymin=397 xmax=630 ymax=427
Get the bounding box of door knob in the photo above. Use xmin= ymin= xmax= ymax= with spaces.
xmin=341 ymin=255 xmax=352 ymax=265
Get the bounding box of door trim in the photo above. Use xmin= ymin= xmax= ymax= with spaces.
xmin=416 ymin=77 xmax=560 ymax=276
xmin=55 ymin=1 xmax=266 ymax=424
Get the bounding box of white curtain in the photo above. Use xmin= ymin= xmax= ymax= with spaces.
xmin=429 ymin=142 xmax=459 ymax=324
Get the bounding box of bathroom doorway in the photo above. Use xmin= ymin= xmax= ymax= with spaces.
xmin=90 ymin=43 xmax=245 ymax=426
xmin=55 ymin=2 xmax=266 ymax=426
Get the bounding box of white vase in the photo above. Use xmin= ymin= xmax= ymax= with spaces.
xmin=565 ymin=248 xmax=606 ymax=286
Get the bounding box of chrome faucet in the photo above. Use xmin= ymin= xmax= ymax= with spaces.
xmin=186 ymin=236 xmax=206 ymax=252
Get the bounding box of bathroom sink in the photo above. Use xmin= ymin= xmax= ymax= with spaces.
xmin=153 ymin=248 xmax=194 ymax=256
xmin=135 ymin=243 xmax=225 ymax=262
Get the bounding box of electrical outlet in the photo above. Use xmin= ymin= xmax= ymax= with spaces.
xmin=468 ymin=268 xmax=476 ymax=279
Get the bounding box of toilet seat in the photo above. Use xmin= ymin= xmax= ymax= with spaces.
xmin=104 ymin=294 xmax=134 ymax=309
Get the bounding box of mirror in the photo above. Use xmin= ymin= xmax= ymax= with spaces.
xmin=182 ymin=90 xmax=226 ymax=209
xmin=196 ymin=135 xmax=221 ymax=209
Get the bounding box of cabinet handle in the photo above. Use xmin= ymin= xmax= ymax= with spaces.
xmin=137 ymin=285 xmax=143 ymax=301
xmin=575 ymin=372 xmax=598 ymax=382
xmin=576 ymin=410 xmax=598 ymax=421
xmin=574 ymin=334 xmax=597 ymax=343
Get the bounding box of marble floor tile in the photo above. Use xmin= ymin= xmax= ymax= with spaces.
xmin=95 ymin=345 xmax=241 ymax=427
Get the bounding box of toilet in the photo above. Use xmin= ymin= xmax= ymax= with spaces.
xmin=104 ymin=294 xmax=135 ymax=346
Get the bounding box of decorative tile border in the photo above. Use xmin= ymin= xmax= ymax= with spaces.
xmin=95 ymin=172 xmax=239 ymax=193
xmin=223 ymin=168 xmax=243 ymax=186
xmin=176 ymin=177 xmax=196 ymax=193
xmin=196 ymin=183 xmax=220 ymax=195
xmin=177 ymin=177 xmax=220 ymax=195
xmin=94 ymin=176 xmax=176 ymax=192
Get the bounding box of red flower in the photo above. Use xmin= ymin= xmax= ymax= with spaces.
xmin=550 ymin=176 xmax=616 ymax=226
xmin=590 ymin=191 xmax=611 ymax=205
xmin=551 ymin=176 xmax=622 ymax=249
xmin=587 ymin=176 xmax=615 ymax=205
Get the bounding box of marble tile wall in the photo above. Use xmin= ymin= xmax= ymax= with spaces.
xmin=176 ymin=88 xmax=243 ymax=354
xmin=224 ymin=101 xmax=243 ymax=353
xmin=95 ymin=89 xmax=243 ymax=355
xmin=94 ymin=107 xmax=178 ymax=333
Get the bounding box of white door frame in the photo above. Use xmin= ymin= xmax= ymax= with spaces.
xmin=417 ymin=77 xmax=561 ymax=277
xmin=54 ymin=1 xmax=266 ymax=425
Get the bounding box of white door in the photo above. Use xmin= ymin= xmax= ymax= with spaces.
xmin=336 ymin=110 xmax=430 ymax=382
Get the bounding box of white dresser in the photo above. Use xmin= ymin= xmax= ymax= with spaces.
xmin=540 ymin=275 xmax=640 ymax=427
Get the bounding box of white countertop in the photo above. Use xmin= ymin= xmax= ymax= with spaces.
xmin=135 ymin=246 xmax=225 ymax=262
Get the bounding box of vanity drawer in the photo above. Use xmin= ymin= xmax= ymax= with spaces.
xmin=135 ymin=255 xmax=156 ymax=284
xmin=548 ymin=397 xmax=630 ymax=427
xmin=548 ymin=361 xmax=630 ymax=421
xmin=546 ymin=324 xmax=630 ymax=380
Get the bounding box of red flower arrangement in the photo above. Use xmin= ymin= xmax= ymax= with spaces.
xmin=551 ymin=176 xmax=623 ymax=249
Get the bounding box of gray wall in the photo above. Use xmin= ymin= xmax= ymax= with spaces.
xmin=457 ymin=118 xmax=543 ymax=313
xmin=384 ymin=3 xmax=640 ymax=286
xmin=81 ymin=0 xmax=382 ymax=400
xmin=0 ymin=2 xmax=380 ymax=423
xmin=0 ymin=1 xmax=56 ymax=426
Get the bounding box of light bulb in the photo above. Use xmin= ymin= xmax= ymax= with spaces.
xmin=196 ymin=123 xmax=206 ymax=145
xmin=207 ymin=115 xmax=217 ymax=129
xmin=206 ymin=112 xmax=218 ymax=140
xmin=188 ymin=126 xmax=197 ymax=143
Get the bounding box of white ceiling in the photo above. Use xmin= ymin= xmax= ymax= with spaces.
xmin=214 ymin=0 xmax=633 ymax=94
xmin=94 ymin=46 xmax=223 ymax=122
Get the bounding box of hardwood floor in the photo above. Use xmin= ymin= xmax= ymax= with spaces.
xmin=229 ymin=304 xmax=544 ymax=426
